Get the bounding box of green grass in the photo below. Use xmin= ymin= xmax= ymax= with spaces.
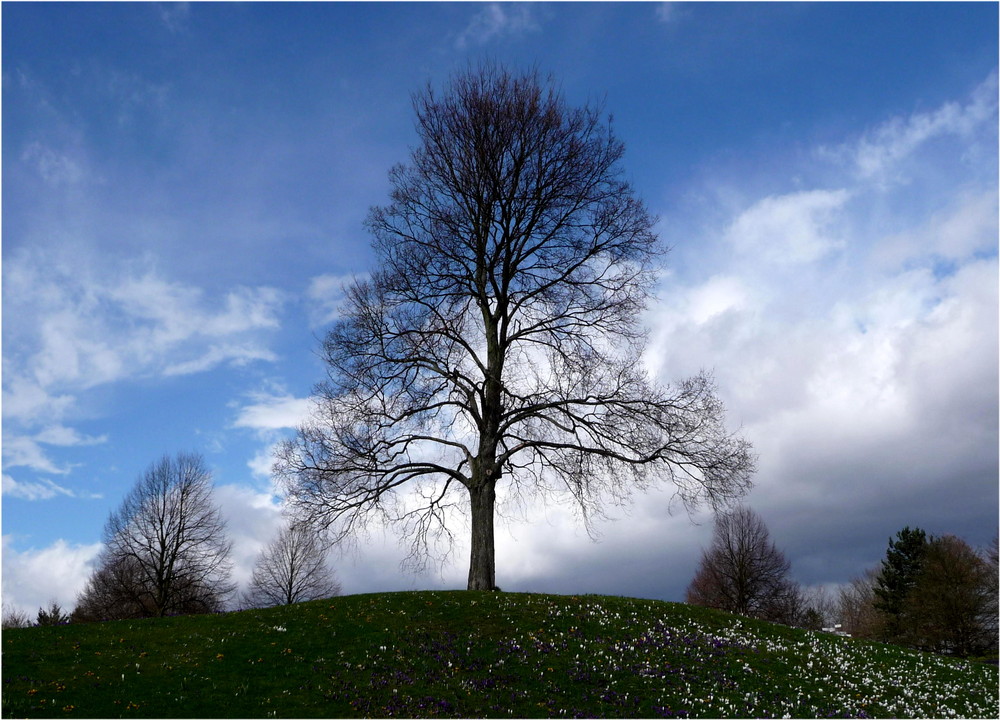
xmin=2 ymin=590 xmax=996 ymax=718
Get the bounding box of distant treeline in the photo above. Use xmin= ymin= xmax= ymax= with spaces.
xmin=685 ymin=508 xmax=997 ymax=660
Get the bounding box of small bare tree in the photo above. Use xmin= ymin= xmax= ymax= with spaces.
xmin=75 ymin=453 xmax=234 ymax=619
xmin=1 ymin=603 xmax=32 ymax=629
xmin=686 ymin=506 xmax=798 ymax=623
xmin=836 ymin=568 xmax=882 ymax=639
xmin=797 ymin=585 xmax=837 ymax=630
xmin=276 ymin=63 xmax=754 ymax=591
xmin=242 ymin=522 xmax=342 ymax=608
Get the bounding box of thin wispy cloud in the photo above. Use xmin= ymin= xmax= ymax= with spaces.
xmin=306 ymin=273 xmax=361 ymax=329
xmin=2 ymin=250 xmax=285 ymax=484
xmin=455 ymin=3 xmax=541 ymax=49
xmin=156 ymin=1 xmax=191 ymax=34
xmin=822 ymin=72 xmax=998 ymax=184
xmin=655 ymin=3 xmax=678 ymax=25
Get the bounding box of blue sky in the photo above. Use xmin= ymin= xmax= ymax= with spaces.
xmin=3 ymin=2 xmax=998 ymax=615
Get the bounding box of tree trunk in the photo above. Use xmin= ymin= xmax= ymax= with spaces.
xmin=467 ymin=481 xmax=497 ymax=590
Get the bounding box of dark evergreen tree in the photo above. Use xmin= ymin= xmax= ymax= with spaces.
xmin=35 ymin=601 xmax=69 ymax=626
xmin=873 ymin=526 xmax=927 ymax=643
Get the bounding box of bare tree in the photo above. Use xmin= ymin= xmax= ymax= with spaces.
xmin=276 ymin=64 xmax=754 ymax=591
xmin=837 ymin=567 xmax=883 ymax=639
xmin=685 ymin=506 xmax=798 ymax=623
xmin=1 ymin=603 xmax=32 ymax=629
xmin=75 ymin=453 xmax=234 ymax=619
xmin=797 ymin=585 xmax=838 ymax=631
xmin=73 ymin=555 xmax=142 ymax=622
xmin=242 ymin=522 xmax=342 ymax=608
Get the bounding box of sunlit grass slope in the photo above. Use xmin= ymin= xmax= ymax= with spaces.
xmin=3 ymin=590 xmax=997 ymax=718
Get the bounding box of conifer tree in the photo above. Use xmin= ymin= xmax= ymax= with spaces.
xmin=873 ymin=526 xmax=927 ymax=642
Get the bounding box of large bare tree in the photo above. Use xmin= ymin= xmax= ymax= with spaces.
xmin=75 ymin=453 xmax=234 ymax=619
xmin=686 ymin=506 xmax=798 ymax=623
xmin=276 ymin=64 xmax=754 ymax=590
xmin=242 ymin=522 xmax=342 ymax=608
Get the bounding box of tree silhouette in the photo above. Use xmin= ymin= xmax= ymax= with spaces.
xmin=75 ymin=453 xmax=234 ymax=619
xmin=686 ymin=506 xmax=798 ymax=623
xmin=277 ymin=64 xmax=754 ymax=590
xmin=873 ymin=526 xmax=927 ymax=642
xmin=242 ymin=522 xmax=342 ymax=608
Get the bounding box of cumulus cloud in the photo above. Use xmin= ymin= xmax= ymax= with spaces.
xmin=230 ymin=388 xmax=313 ymax=481
xmin=213 ymin=483 xmax=285 ymax=592
xmin=233 ymin=392 xmax=313 ymax=432
xmin=1 ymin=536 xmax=103 ymax=617
xmin=645 ymin=74 xmax=998 ymax=585
xmin=221 ymin=74 xmax=997 ymax=601
xmin=725 ymin=189 xmax=851 ymax=265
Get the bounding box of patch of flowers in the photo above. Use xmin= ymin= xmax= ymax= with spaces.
xmin=316 ymin=593 xmax=999 ymax=718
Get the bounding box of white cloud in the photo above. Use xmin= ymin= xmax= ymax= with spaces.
xmin=873 ymin=188 xmax=998 ymax=270
xmin=726 ymin=189 xmax=851 ymax=266
xmin=686 ymin=274 xmax=751 ymax=325
xmin=233 ymin=393 xmax=313 ymax=432
xmin=1 ymin=536 xmax=103 ymax=617
xmin=3 ymin=436 xmax=73 ymax=476
xmin=33 ymin=425 xmax=107 ymax=448
xmin=163 ymin=344 xmax=278 ymax=377
xmin=21 ymin=142 xmax=85 ymax=186
xmin=2 ymin=249 xmax=286 ymax=482
xmin=4 ymin=252 xmax=284 ymax=409
xmin=645 ymin=74 xmax=998 ymax=583
xmin=2 ymin=425 xmax=106 ymax=480
xmin=455 ymin=3 xmax=540 ymax=49
xmin=231 ymin=389 xmax=314 ymax=481
xmin=2 ymin=474 xmax=76 ymax=501
xmin=213 ymin=483 xmax=285 ymax=592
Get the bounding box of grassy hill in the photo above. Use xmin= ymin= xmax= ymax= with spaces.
xmin=2 ymin=590 xmax=997 ymax=718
